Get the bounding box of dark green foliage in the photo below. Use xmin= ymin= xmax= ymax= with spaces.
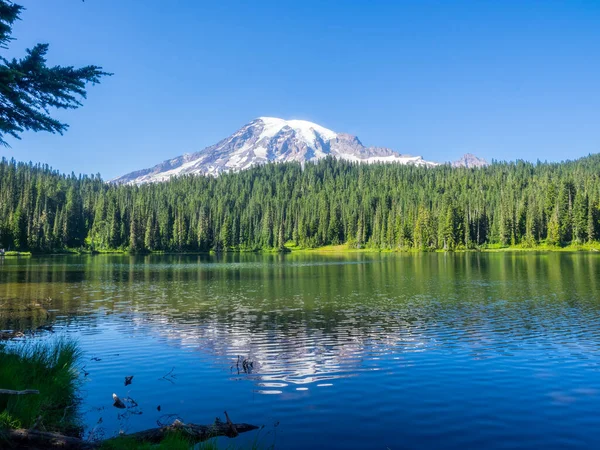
xmin=0 ymin=0 xmax=21 ymax=49
xmin=100 ymin=434 xmax=195 ymax=450
xmin=0 ymin=0 xmax=110 ymax=146
xmin=1 ymin=155 xmax=600 ymax=253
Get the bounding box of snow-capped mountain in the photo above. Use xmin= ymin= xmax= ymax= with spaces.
xmin=111 ymin=117 xmax=438 ymax=184
xmin=452 ymin=153 xmax=489 ymax=168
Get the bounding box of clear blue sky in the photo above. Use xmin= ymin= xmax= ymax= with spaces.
xmin=2 ymin=0 xmax=600 ymax=179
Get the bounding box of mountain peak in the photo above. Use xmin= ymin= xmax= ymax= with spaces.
xmin=452 ymin=153 xmax=488 ymax=168
xmin=254 ymin=117 xmax=338 ymax=147
xmin=111 ymin=118 xmax=438 ymax=184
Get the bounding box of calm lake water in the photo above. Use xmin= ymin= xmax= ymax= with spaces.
xmin=2 ymin=252 xmax=600 ymax=449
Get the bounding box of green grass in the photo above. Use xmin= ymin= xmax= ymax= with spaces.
xmin=282 ymin=240 xmax=600 ymax=254
xmin=2 ymin=251 xmax=32 ymax=256
xmin=101 ymin=435 xmax=268 ymax=450
xmin=101 ymin=433 xmax=197 ymax=450
xmin=0 ymin=338 xmax=82 ymax=436
xmin=13 ymin=239 xmax=600 ymax=257
xmin=481 ymin=241 xmax=600 ymax=252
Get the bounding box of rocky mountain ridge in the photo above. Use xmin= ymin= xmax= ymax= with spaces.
xmin=112 ymin=118 xmax=486 ymax=184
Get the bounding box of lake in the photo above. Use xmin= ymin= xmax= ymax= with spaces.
xmin=1 ymin=252 xmax=600 ymax=449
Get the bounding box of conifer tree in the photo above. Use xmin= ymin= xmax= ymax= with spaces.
xmin=0 ymin=1 xmax=110 ymax=146
xmin=547 ymin=207 xmax=560 ymax=246
xmin=1 ymin=155 xmax=600 ymax=254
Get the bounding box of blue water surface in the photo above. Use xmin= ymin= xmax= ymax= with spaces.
xmin=1 ymin=252 xmax=600 ymax=449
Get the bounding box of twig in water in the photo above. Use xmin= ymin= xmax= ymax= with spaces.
xmin=158 ymin=367 xmax=177 ymax=384
xmin=122 ymin=396 xmax=138 ymax=408
xmin=242 ymin=358 xmax=254 ymax=373
xmin=234 ymin=355 xmax=255 ymax=374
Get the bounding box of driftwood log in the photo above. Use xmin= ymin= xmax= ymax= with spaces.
xmin=3 ymin=428 xmax=97 ymax=449
xmin=2 ymin=415 xmax=259 ymax=449
xmin=112 ymin=417 xmax=258 ymax=444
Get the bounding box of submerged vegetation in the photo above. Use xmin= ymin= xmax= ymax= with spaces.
xmin=1 ymin=155 xmax=600 ymax=253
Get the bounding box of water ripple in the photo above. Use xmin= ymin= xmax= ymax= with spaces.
xmin=1 ymin=252 xmax=600 ymax=448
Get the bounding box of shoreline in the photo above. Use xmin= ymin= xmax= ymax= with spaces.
xmin=3 ymin=242 xmax=600 ymax=257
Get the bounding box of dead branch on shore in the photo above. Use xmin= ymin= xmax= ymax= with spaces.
xmin=3 ymin=428 xmax=98 ymax=449
xmin=0 ymin=388 xmax=40 ymax=395
xmin=109 ymin=413 xmax=258 ymax=444
xmin=3 ymin=414 xmax=260 ymax=449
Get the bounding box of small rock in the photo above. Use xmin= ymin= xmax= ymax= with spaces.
xmin=112 ymin=393 xmax=126 ymax=409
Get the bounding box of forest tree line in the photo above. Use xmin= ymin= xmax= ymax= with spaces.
xmin=1 ymin=155 xmax=599 ymax=252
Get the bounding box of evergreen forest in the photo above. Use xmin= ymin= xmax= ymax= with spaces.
xmin=1 ymin=155 xmax=599 ymax=253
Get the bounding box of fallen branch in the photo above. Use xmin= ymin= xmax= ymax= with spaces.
xmin=224 ymin=410 xmax=239 ymax=437
xmin=3 ymin=415 xmax=259 ymax=448
xmin=0 ymin=388 xmax=40 ymax=395
xmin=111 ymin=415 xmax=258 ymax=444
xmin=158 ymin=367 xmax=177 ymax=383
xmin=3 ymin=428 xmax=97 ymax=449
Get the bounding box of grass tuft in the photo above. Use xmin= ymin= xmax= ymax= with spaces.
xmin=100 ymin=433 xmax=210 ymax=450
xmin=0 ymin=338 xmax=82 ymax=434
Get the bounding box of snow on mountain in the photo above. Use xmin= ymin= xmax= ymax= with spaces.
xmin=451 ymin=153 xmax=489 ymax=168
xmin=111 ymin=117 xmax=438 ymax=184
